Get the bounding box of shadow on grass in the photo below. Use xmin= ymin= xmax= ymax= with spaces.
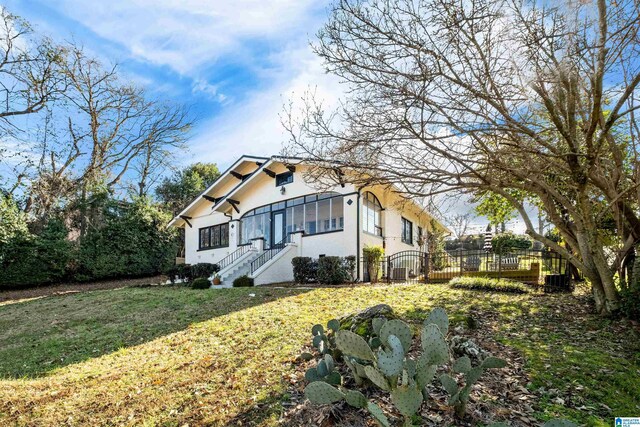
xmin=0 ymin=285 xmax=312 ymax=379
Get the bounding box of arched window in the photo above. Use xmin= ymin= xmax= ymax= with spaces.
xmin=363 ymin=191 xmax=382 ymax=236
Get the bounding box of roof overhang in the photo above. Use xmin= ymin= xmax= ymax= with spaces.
xmin=168 ymin=155 xmax=269 ymax=227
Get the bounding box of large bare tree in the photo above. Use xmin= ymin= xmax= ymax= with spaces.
xmin=284 ymin=0 xmax=640 ymax=315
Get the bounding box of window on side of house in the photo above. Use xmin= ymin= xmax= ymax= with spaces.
xmin=401 ymin=217 xmax=413 ymax=244
xmin=362 ymin=191 xmax=383 ymax=236
xmin=198 ymin=223 xmax=230 ymax=250
xmin=418 ymin=226 xmax=423 ymax=244
xmin=275 ymin=171 xmax=294 ymax=186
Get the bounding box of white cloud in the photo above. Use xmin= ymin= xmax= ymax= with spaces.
xmin=191 ymin=78 xmax=226 ymax=102
xmin=186 ymin=46 xmax=343 ymax=167
xmin=51 ymin=0 xmax=324 ymax=75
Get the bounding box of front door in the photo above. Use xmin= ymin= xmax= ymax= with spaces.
xmin=271 ymin=210 xmax=285 ymax=247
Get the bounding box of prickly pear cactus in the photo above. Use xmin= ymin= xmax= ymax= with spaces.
xmin=379 ymin=319 xmax=412 ymax=354
xmin=304 ymin=381 xmax=345 ymax=404
xmin=327 ymin=319 xmax=341 ymax=332
xmin=344 ymin=389 xmax=367 ymax=408
xmin=415 ymin=354 xmax=438 ymax=389
xmin=424 ymin=307 xmax=449 ymax=334
xmin=367 ymin=401 xmax=390 ymax=427
xmin=305 ymin=354 xmax=342 ymax=385
xmin=377 ymin=334 xmax=404 ymax=377
xmin=421 ymin=323 xmax=449 ymax=365
xmin=372 ymin=317 xmax=387 ymax=336
xmin=335 ymin=330 xmax=376 ymax=361
xmin=364 ymin=365 xmax=391 ymax=391
xmin=390 ymin=384 xmax=423 ymax=417
xmin=440 ymin=353 xmax=507 ymax=418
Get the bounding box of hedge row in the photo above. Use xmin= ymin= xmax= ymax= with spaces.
xmin=164 ymin=263 xmax=219 ymax=283
xmin=449 ymin=276 xmax=530 ymax=294
xmin=0 ymin=199 xmax=177 ymax=289
xmin=292 ymin=255 xmax=356 ymax=285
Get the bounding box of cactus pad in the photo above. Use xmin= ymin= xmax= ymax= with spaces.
xmin=367 ymin=401 xmax=390 ymax=427
xmin=300 ymin=352 xmax=313 ymax=361
xmin=335 ymin=330 xmax=375 ymax=361
xmin=415 ymin=354 xmax=438 ymax=389
xmin=466 ymin=366 xmax=485 ymax=385
xmin=481 ymin=356 xmax=507 ymax=369
xmin=324 ymin=354 xmax=335 ymax=372
xmin=312 ymin=335 xmax=324 ymax=348
xmin=390 ymin=384 xmax=423 ymax=416
xmin=325 ymin=371 xmax=342 ymax=385
xmin=380 ymin=319 xmax=412 ymax=354
xmin=439 ymin=373 xmax=458 ymax=395
xmin=424 ymin=307 xmax=449 ymax=334
xmin=403 ymin=359 xmax=417 ymax=379
xmin=327 ymin=319 xmax=341 ymax=332
xmin=421 ymin=323 xmax=449 ymax=365
xmin=312 ymin=324 xmax=324 ymax=336
xmin=372 ymin=317 xmax=387 ymax=336
xmin=453 ymin=356 xmax=472 ymax=374
xmin=317 ymin=360 xmax=329 ymax=377
xmin=377 ymin=334 xmax=404 ymax=377
xmin=364 ymin=365 xmax=391 ymax=391
xmin=344 ymin=389 xmax=368 ymax=408
xmin=304 ymin=381 xmax=345 ymax=404
xmin=305 ymin=368 xmax=321 ymax=383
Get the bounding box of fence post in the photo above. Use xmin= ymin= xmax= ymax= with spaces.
xmin=498 ymin=252 xmax=502 ymax=280
xmin=424 ymin=252 xmax=429 ymax=284
xmin=387 ymin=256 xmax=391 ymax=284
xmin=459 ymin=249 xmax=463 ymax=276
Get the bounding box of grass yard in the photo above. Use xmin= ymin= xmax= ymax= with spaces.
xmin=0 ymin=283 xmax=638 ymax=426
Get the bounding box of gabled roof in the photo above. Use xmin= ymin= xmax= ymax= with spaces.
xmin=167 ymin=155 xmax=269 ymax=227
xmin=168 ymin=154 xmax=449 ymax=233
xmin=211 ymin=157 xmax=298 ymax=214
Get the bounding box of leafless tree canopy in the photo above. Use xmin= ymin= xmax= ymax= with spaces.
xmin=0 ymin=12 xmax=191 ymax=233
xmin=284 ymin=0 xmax=640 ymax=314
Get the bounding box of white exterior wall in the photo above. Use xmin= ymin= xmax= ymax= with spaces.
xmin=226 ymin=164 xmax=359 ymax=260
xmin=252 ymin=245 xmax=297 ymax=286
xmin=177 ymin=158 xmax=443 ymax=284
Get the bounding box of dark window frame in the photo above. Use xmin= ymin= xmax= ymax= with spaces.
xmin=275 ymin=171 xmax=294 ymax=186
xmin=198 ymin=223 xmax=230 ymax=250
xmin=401 ymin=217 xmax=413 ymax=245
xmin=362 ymin=191 xmax=383 ymax=236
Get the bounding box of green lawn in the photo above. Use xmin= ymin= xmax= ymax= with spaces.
xmin=0 ymin=284 xmax=638 ymax=426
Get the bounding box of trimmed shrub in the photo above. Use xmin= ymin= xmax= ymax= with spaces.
xmin=292 ymin=257 xmax=317 ymax=283
xmin=0 ymin=218 xmax=73 ymax=288
xmin=191 ymin=277 xmax=211 ymax=289
xmin=164 ymin=263 xmax=190 ymax=283
xmin=76 ymin=198 xmax=177 ymax=281
xmin=189 ymin=263 xmax=219 ymax=280
xmin=491 ymin=232 xmax=532 ymax=254
xmin=342 ymin=255 xmax=357 ymax=282
xmin=317 ymin=256 xmax=348 ymax=285
xmin=233 ymin=275 xmax=254 ymax=287
xmin=362 ymin=245 xmax=384 ymax=283
xmin=449 ymin=276 xmax=530 ymax=294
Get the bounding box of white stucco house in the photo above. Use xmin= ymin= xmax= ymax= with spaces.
xmin=168 ymin=155 xmax=447 ymax=286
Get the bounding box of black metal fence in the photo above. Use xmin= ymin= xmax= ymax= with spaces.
xmin=427 ymin=248 xmax=567 ymax=284
xmin=363 ymin=248 xmax=568 ymax=285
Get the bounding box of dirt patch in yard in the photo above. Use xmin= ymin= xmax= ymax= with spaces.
xmin=0 ymin=275 xmax=166 ymax=304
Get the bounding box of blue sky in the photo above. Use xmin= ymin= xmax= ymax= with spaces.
xmin=5 ymin=0 xmax=532 ymax=232
xmin=7 ymin=0 xmax=341 ymax=169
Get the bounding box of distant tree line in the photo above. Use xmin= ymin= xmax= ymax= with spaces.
xmin=0 ymin=9 xmax=219 ymax=288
